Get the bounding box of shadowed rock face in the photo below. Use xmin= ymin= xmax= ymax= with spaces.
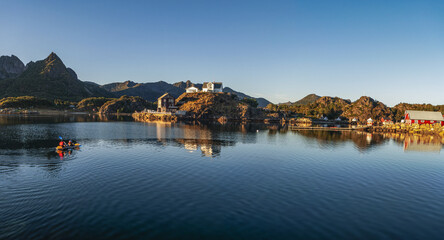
xmin=41 ymin=52 xmax=68 ymax=78
xmin=0 ymin=55 xmax=25 ymax=79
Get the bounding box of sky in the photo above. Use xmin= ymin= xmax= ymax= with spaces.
xmin=1 ymin=0 xmax=443 ymax=106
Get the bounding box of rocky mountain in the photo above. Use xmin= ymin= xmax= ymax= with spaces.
xmin=279 ymin=94 xmax=320 ymax=106
xmin=173 ymin=80 xmax=202 ymax=89
xmin=0 ymin=53 xmax=113 ymax=100
xmin=342 ymin=96 xmax=392 ymax=123
xmin=0 ymin=52 xmax=272 ymax=106
xmin=273 ymin=95 xmax=395 ymax=123
xmin=100 ymin=80 xmax=139 ymax=92
xmin=294 ymin=94 xmax=321 ymax=105
xmin=0 ymin=55 xmax=25 ymax=79
xmin=176 ymin=92 xmax=265 ymax=120
xmin=102 ymin=80 xmax=185 ymax=102
xmin=304 ymin=96 xmax=351 ymax=119
xmin=104 ymin=79 xmax=272 ymax=107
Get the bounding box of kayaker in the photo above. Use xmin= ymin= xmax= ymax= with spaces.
xmin=68 ymin=140 xmax=73 ymax=146
xmin=59 ymin=140 xmax=66 ymax=147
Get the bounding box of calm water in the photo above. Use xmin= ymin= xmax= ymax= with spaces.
xmin=1 ymin=115 xmax=444 ymax=239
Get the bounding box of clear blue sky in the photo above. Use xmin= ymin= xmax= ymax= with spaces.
xmin=1 ymin=0 xmax=443 ymax=106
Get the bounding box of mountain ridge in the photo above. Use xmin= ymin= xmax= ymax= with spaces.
xmin=0 ymin=52 xmax=113 ymax=100
xmin=1 ymin=52 xmax=443 ymax=119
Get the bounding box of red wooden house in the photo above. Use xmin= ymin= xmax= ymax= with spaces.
xmin=404 ymin=110 xmax=444 ymax=126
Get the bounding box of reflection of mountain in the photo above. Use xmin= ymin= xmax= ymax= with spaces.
xmin=0 ymin=114 xmax=101 ymax=125
xmin=292 ymin=130 xmax=388 ymax=151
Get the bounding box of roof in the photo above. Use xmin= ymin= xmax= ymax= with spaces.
xmin=213 ymin=82 xmax=223 ymax=88
xmin=158 ymin=93 xmax=174 ymax=100
xmin=405 ymin=110 xmax=444 ymax=121
xmin=202 ymin=82 xmax=209 ymax=88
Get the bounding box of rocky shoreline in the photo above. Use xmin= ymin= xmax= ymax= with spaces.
xmin=365 ymin=123 xmax=444 ymax=137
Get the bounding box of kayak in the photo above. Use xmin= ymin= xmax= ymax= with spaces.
xmin=56 ymin=143 xmax=81 ymax=151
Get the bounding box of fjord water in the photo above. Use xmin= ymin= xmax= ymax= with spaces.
xmin=1 ymin=115 xmax=443 ymax=239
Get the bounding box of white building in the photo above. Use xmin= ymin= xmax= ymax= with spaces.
xmin=367 ymin=118 xmax=373 ymax=126
xmin=186 ymin=86 xmax=199 ymax=93
xmin=202 ymin=82 xmax=223 ymax=93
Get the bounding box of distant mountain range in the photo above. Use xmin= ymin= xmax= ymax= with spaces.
xmin=103 ymin=79 xmax=271 ymax=107
xmin=0 ymin=53 xmax=271 ymax=107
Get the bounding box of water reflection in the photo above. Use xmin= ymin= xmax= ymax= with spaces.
xmin=0 ymin=113 xmax=133 ymax=125
xmin=292 ymin=130 xmax=388 ymax=151
xmin=0 ymin=115 xmax=442 ymax=161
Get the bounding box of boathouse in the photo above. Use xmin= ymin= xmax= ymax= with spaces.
xmin=157 ymin=93 xmax=178 ymax=113
xmin=404 ymin=110 xmax=444 ymax=126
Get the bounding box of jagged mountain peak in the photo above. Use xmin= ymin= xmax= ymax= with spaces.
xmin=40 ymin=52 xmax=69 ymax=78
xmin=0 ymin=52 xmax=112 ymax=100
xmin=45 ymin=52 xmax=62 ymax=62
xmin=0 ymin=54 xmax=25 ymax=79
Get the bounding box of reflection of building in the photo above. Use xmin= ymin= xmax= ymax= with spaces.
xmin=156 ymin=122 xmax=172 ymax=140
xmin=404 ymin=135 xmax=442 ymax=152
xmin=200 ymin=143 xmax=222 ymax=157
xmin=184 ymin=141 xmax=198 ymax=151
xmin=405 ymin=110 xmax=444 ymax=126
xmin=175 ymin=138 xmax=224 ymax=157
xmin=366 ymin=133 xmax=372 ymax=144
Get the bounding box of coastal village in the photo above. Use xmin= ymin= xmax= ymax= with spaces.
xmin=0 ymin=52 xmax=443 ymax=139
xmin=130 ymin=80 xmax=444 ymax=139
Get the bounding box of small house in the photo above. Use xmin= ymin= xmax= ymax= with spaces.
xmin=404 ymin=110 xmax=444 ymax=126
xmin=186 ymin=86 xmax=199 ymax=93
xmin=367 ymin=118 xmax=373 ymax=126
xmin=157 ymin=93 xmax=178 ymax=112
xmin=202 ymin=82 xmax=223 ymax=93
